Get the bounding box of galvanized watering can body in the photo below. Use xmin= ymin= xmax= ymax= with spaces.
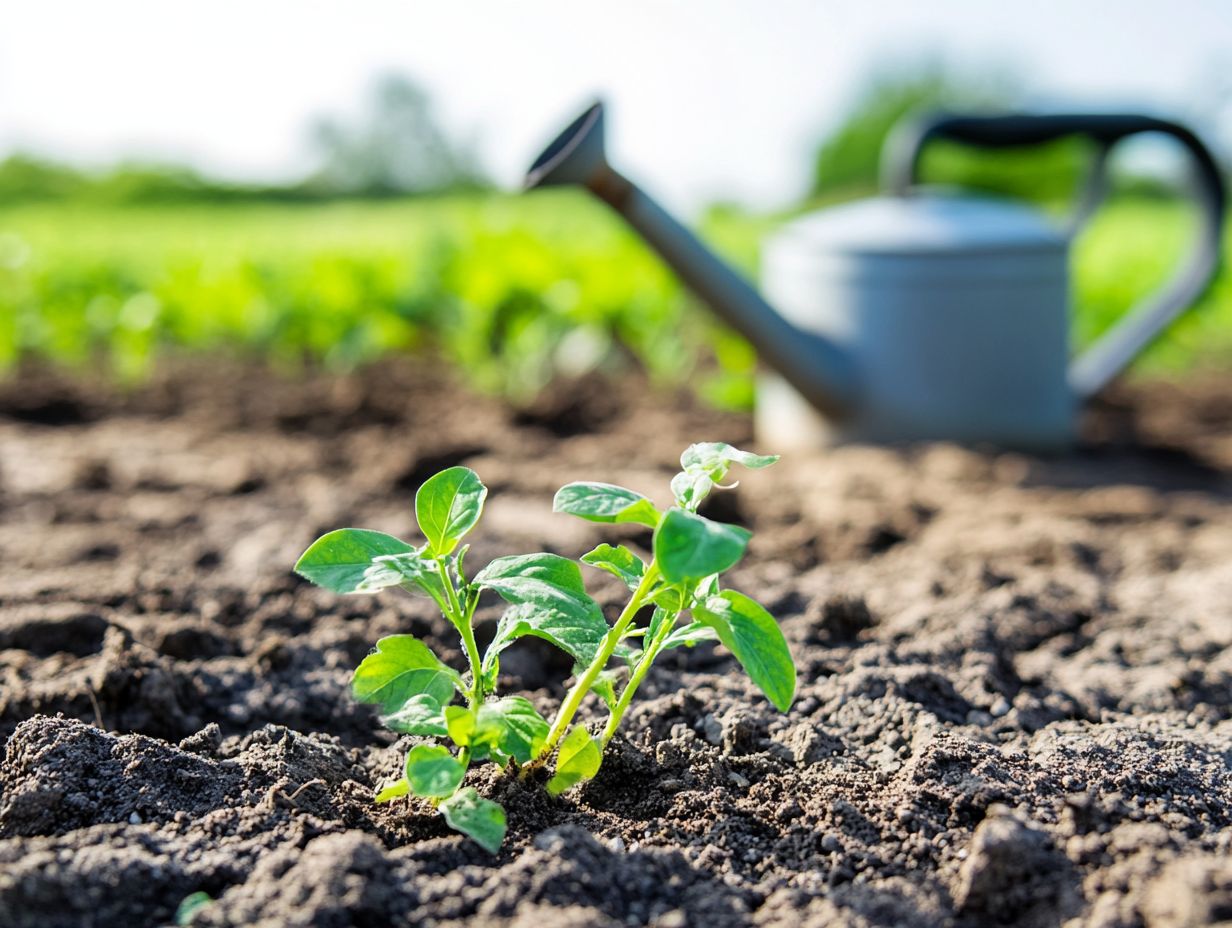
xmin=526 ymin=104 xmax=1226 ymax=449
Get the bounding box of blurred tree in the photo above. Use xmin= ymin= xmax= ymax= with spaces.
xmin=809 ymin=63 xmax=1090 ymax=205
xmin=309 ymin=74 xmax=489 ymax=196
xmin=0 ymin=153 xmax=88 ymax=201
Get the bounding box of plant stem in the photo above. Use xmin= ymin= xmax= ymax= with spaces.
xmin=534 ymin=563 xmax=660 ymax=763
xmin=600 ymin=612 xmax=676 ymax=747
xmin=437 ymin=559 xmax=483 ymax=708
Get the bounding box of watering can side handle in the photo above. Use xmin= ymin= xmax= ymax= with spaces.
xmin=882 ymin=113 xmax=1227 ymax=399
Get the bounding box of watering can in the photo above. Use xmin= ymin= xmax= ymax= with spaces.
xmin=524 ymin=103 xmax=1226 ymax=448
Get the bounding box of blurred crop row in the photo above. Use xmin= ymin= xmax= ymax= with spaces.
xmin=0 ymin=189 xmax=1228 ymax=407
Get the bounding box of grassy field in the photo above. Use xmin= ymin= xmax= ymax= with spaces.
xmin=0 ymin=192 xmax=1227 ymax=406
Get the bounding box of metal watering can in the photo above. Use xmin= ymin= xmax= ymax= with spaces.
xmin=525 ymin=103 xmax=1226 ymax=448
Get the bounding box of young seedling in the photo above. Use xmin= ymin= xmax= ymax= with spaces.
xmin=535 ymin=442 xmax=796 ymax=794
xmin=292 ymin=444 xmax=797 ymax=846
xmin=293 ymin=466 xmax=614 ymax=852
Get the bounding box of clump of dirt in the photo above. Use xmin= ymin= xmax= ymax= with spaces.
xmin=1 ymin=359 xmax=1230 ymax=927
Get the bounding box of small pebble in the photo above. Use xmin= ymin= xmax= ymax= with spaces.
xmin=128 ymin=812 xmax=142 ymax=825
xmin=991 ymin=698 xmax=1011 ymax=717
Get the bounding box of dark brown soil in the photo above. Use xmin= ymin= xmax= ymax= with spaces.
xmin=1 ymin=359 xmax=1230 ymax=928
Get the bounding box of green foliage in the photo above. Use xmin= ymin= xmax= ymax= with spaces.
xmin=405 ymin=744 xmax=466 ymax=798
xmin=382 ymin=693 xmax=449 ymax=736
xmin=0 ymin=192 xmax=1226 ymax=401
xmin=653 ymin=510 xmax=751 ymax=584
xmin=671 ymin=441 xmax=778 ymax=511
xmin=917 ymin=137 xmax=1091 ymax=205
xmin=580 ymin=543 xmax=645 ymax=589
xmin=294 ymin=447 xmax=797 ymax=849
xmin=478 ymin=696 xmax=550 ymax=765
xmin=350 ymin=634 xmax=463 ymax=714
xmin=553 ymin=483 xmax=660 ymax=527
xmin=415 ymin=466 xmax=487 ymax=557
xmin=475 ymin=554 xmax=609 ymax=664
xmin=175 ymin=891 xmax=213 ymax=926
xmin=537 ymin=442 xmax=795 ymax=793
xmin=439 ymin=788 xmax=506 ymax=855
xmin=546 ymin=726 xmax=603 ymax=797
xmin=694 ymin=591 xmax=797 ymax=712
xmin=805 ymin=63 xmax=1092 ymax=203
xmin=295 ymin=465 xmax=573 ymax=853
xmin=374 ymin=778 xmax=411 ymax=803
xmin=294 ymin=529 xmax=416 ymax=593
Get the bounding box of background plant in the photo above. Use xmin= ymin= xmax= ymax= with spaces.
xmin=2 ymin=192 xmax=1225 ymax=398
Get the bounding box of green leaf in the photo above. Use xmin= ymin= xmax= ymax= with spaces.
xmin=694 ymin=590 xmax=796 ymax=712
xmin=475 ymin=553 xmax=591 ymax=602
xmin=670 ymin=470 xmax=714 ymax=511
xmin=415 ymin=466 xmax=487 ymax=557
xmin=478 ymin=696 xmax=549 ymax=765
xmin=661 ymin=621 xmax=719 ymax=650
xmin=444 ymin=705 xmax=476 ymax=746
xmin=295 ymin=528 xmax=415 ymax=594
xmin=373 ymin=777 xmax=410 ymax=803
xmin=352 ymin=635 xmax=463 ymax=714
xmin=404 ymin=744 xmax=466 ymax=799
xmin=382 ymin=693 xmax=448 ymax=736
xmin=442 ymin=704 xmax=524 ymax=765
xmin=672 ymin=443 xmax=779 ymax=510
xmin=367 ymin=551 xmax=448 ymax=603
xmin=590 ymin=669 xmax=623 ymax=713
xmin=645 ymin=606 xmax=673 ymax=644
xmin=681 ymin=442 xmax=779 ymax=475
xmin=476 ymin=554 xmax=608 ymax=664
xmin=175 ymin=892 xmax=213 ymax=926
xmin=581 ymin=543 xmax=646 ymax=590
xmin=653 ymin=509 xmax=751 ymax=583
xmin=546 ymin=725 xmax=603 ymax=796
xmin=483 ymin=601 xmax=610 ymax=669
xmin=479 ymin=656 xmax=500 ymax=693
xmin=652 ymin=582 xmax=689 ymax=613
xmin=439 ymin=787 xmax=506 ymax=854
xmin=553 ymin=482 xmax=660 ymax=528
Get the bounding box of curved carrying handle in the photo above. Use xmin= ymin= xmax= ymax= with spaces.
xmin=883 ymin=113 xmax=1226 ymax=398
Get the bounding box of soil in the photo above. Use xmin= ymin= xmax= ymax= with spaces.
xmin=0 ymin=358 xmax=1230 ymax=928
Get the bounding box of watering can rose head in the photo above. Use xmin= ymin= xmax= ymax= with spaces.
xmin=527 ymin=103 xmax=1225 ymax=449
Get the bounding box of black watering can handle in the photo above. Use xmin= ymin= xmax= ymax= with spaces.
xmin=882 ymin=113 xmax=1227 ymax=398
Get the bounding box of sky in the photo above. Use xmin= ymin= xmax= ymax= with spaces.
xmin=2 ymin=0 xmax=1230 ymax=211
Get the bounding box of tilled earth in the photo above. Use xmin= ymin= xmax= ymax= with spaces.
xmin=0 ymin=360 xmax=1229 ymax=928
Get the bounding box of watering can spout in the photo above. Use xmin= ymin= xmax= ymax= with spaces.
xmin=525 ymin=102 xmax=859 ymax=420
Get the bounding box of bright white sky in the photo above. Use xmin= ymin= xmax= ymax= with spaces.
xmin=2 ymin=0 xmax=1230 ymax=211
